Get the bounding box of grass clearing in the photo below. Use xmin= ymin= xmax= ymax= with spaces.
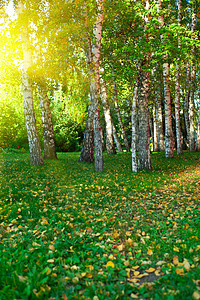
xmin=0 ymin=151 xmax=199 ymax=299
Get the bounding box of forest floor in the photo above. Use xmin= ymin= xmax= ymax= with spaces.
xmin=0 ymin=151 xmax=199 ymax=300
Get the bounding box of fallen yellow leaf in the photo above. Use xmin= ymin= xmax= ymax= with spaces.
xmin=105 ymin=261 xmax=115 ymax=268
xmin=47 ymin=259 xmax=55 ymax=264
xmin=86 ymin=265 xmax=94 ymax=271
xmin=145 ymin=268 xmax=156 ymax=273
xmin=192 ymin=291 xmax=200 ymax=300
xmin=49 ymin=245 xmax=55 ymax=251
xmin=173 ymin=256 xmax=179 ymax=265
xmin=175 ymin=268 xmax=184 ymax=275
xmin=184 ymin=261 xmax=190 ymax=271
xmin=132 ymin=266 xmax=140 ymax=270
xmin=117 ymin=244 xmax=124 ymax=251
xmin=133 ymin=271 xmax=140 ymax=276
xmin=147 ymin=249 xmax=153 ymax=255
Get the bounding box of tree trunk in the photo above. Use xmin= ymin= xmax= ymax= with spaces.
xmin=112 ymin=122 xmax=123 ymax=153
xmin=132 ymin=82 xmax=138 ymax=172
xmin=153 ymin=103 xmax=158 ymax=152
xmin=38 ymin=85 xmax=57 ymax=159
xmin=84 ymin=1 xmax=104 ymax=171
xmin=156 ymin=85 xmax=165 ymax=151
xmin=79 ymin=104 xmax=94 ymax=162
xmin=175 ymin=70 xmax=183 ymax=155
xmin=18 ymin=1 xmax=43 ymax=165
xmin=138 ymin=63 xmax=152 ymax=171
xmin=196 ymin=108 xmax=200 ymax=152
xmin=157 ymin=0 xmax=174 ymax=158
xmin=175 ymin=0 xmax=182 ymax=155
xmin=189 ymin=8 xmax=196 ymax=152
xmin=100 ymin=67 xmax=116 ymax=154
xmin=113 ymin=78 xmax=130 ymax=152
xmin=184 ymin=65 xmax=190 ymax=146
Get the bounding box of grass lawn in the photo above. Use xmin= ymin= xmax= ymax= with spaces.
xmin=0 ymin=151 xmax=199 ymax=300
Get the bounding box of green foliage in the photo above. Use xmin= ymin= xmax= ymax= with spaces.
xmin=0 ymin=151 xmax=199 ymax=299
xmin=54 ymin=118 xmax=84 ymax=152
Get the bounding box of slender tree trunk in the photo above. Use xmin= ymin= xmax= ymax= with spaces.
xmin=175 ymin=70 xmax=182 ymax=155
xmin=157 ymin=0 xmax=174 ymax=158
xmin=100 ymin=67 xmax=116 ymax=154
xmin=189 ymin=8 xmax=196 ymax=152
xmin=38 ymin=85 xmax=57 ymax=159
xmin=196 ymin=108 xmax=200 ymax=152
xmin=113 ymin=78 xmax=130 ymax=152
xmin=79 ymin=104 xmax=94 ymax=162
xmin=184 ymin=65 xmax=190 ymax=145
xmin=18 ymin=2 xmax=43 ymax=165
xmin=132 ymin=82 xmax=138 ymax=172
xmin=156 ymin=85 xmax=165 ymax=151
xmin=138 ymin=63 xmax=152 ymax=171
xmin=153 ymin=103 xmax=158 ymax=152
xmin=112 ymin=122 xmax=123 ymax=153
xmin=85 ymin=1 xmax=104 ymax=171
xmin=175 ymin=0 xmax=183 ymax=155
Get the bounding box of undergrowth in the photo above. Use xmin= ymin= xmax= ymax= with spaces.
xmin=0 ymin=151 xmax=199 ymax=299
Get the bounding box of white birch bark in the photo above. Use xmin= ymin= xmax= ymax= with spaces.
xmin=174 ymin=0 xmax=183 ymax=155
xmin=38 ymin=85 xmax=57 ymax=159
xmin=189 ymin=8 xmax=196 ymax=152
xmin=18 ymin=1 xmax=43 ymax=165
xmin=153 ymin=103 xmax=158 ymax=152
xmin=156 ymin=90 xmax=165 ymax=152
xmin=113 ymin=77 xmax=130 ymax=152
xmin=112 ymin=122 xmax=123 ymax=153
xmin=184 ymin=64 xmax=190 ymax=144
xmin=157 ymin=0 xmax=174 ymax=158
xmin=100 ymin=66 xmax=116 ymax=154
xmin=87 ymin=0 xmax=104 ymax=171
xmin=138 ymin=64 xmax=152 ymax=171
xmin=196 ymin=108 xmax=200 ymax=152
xmin=132 ymin=82 xmax=138 ymax=172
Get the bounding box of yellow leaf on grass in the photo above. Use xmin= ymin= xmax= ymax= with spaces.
xmin=175 ymin=268 xmax=184 ymax=275
xmin=137 ymin=274 xmax=146 ymax=278
xmin=147 ymin=249 xmax=153 ymax=255
xmin=47 ymin=259 xmax=55 ymax=264
xmin=173 ymin=256 xmax=179 ymax=265
xmin=49 ymin=245 xmax=55 ymax=251
xmin=105 ymin=261 xmax=115 ymax=268
xmin=86 ymin=265 xmax=94 ymax=271
xmin=131 ymin=293 xmax=139 ymax=298
xmin=80 ymin=272 xmax=86 ymax=278
xmin=86 ymin=273 xmax=93 ymax=278
xmin=113 ymin=230 xmax=120 ymax=239
xmin=184 ymin=261 xmax=190 ymax=271
xmin=192 ymin=291 xmax=200 ymax=300
xmin=173 ymin=246 xmax=179 ymax=252
xmin=126 ymin=231 xmax=132 ymax=236
xmin=145 ymin=268 xmax=156 ymax=273
xmin=133 ymin=271 xmax=140 ymax=276
xmin=132 ymin=266 xmax=140 ymax=270
xmin=117 ymin=244 xmax=124 ymax=251
xmin=127 ymin=238 xmax=133 ymax=244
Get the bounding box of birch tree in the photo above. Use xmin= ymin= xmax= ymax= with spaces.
xmin=17 ymin=1 xmax=43 ymax=165
xmin=38 ymin=84 xmax=57 ymax=159
xmin=189 ymin=4 xmax=197 ymax=152
xmin=100 ymin=66 xmax=116 ymax=155
xmin=157 ymin=0 xmax=174 ymax=158
xmin=174 ymin=0 xmax=183 ymax=155
xmin=85 ymin=0 xmax=104 ymax=171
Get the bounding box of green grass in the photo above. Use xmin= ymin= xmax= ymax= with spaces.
xmin=0 ymin=151 xmax=199 ymax=300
